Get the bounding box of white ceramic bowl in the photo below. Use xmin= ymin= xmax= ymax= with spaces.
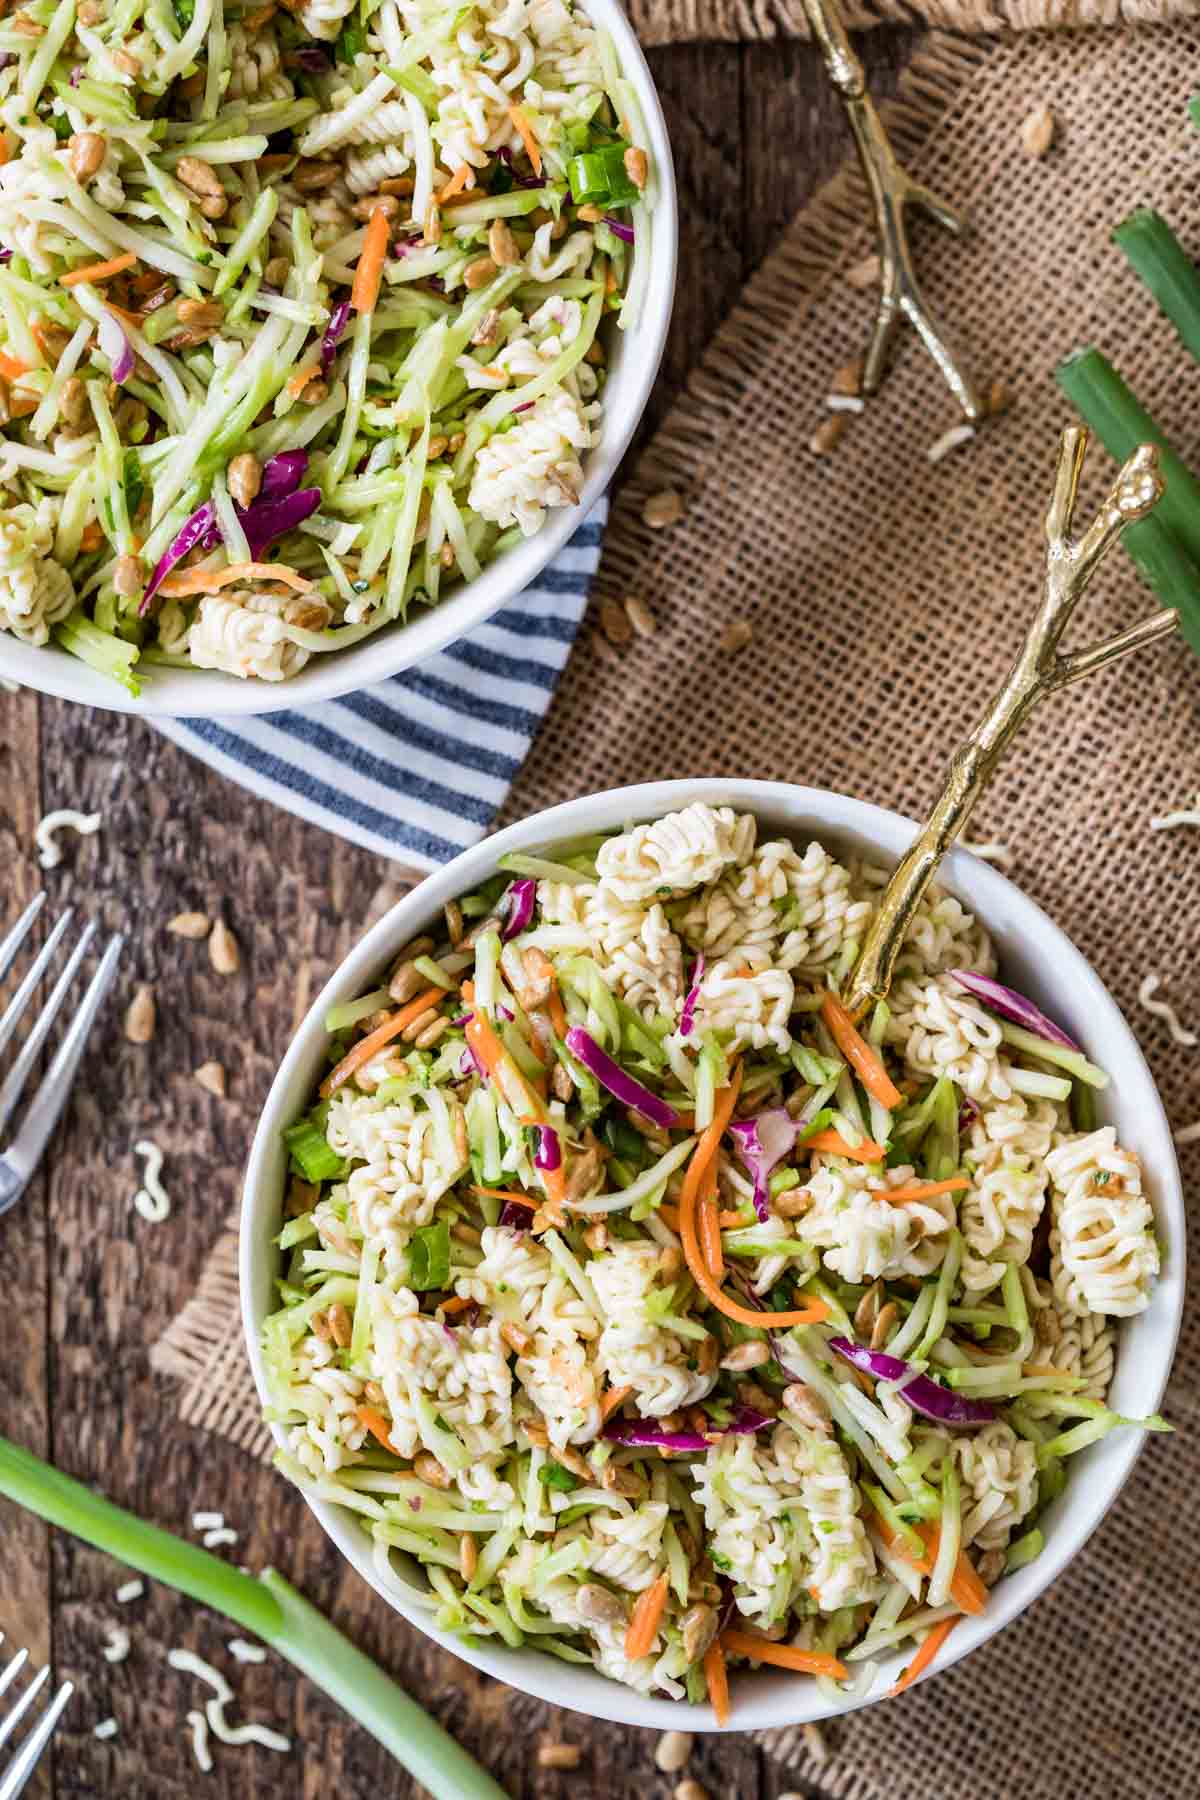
xmin=241 ymin=780 xmax=1185 ymax=1732
xmin=0 ymin=4 xmax=676 ymax=718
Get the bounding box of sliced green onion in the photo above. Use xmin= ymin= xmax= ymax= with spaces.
xmin=1055 ymin=346 xmax=1200 ymax=652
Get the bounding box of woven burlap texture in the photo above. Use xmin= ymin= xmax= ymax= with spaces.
xmin=629 ymin=0 xmax=1198 ymax=45
xmin=152 ymin=23 xmax=1200 ymax=1798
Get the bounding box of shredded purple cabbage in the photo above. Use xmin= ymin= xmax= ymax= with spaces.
xmin=141 ymin=504 xmax=218 ymax=611
xmin=728 ymin=1107 xmax=801 ymax=1223
xmin=950 ymin=970 xmax=1079 ymax=1051
xmin=496 ymin=144 xmax=546 ymax=190
xmin=679 ymin=954 xmax=705 ymax=1038
xmin=141 ymin=461 xmax=320 ymax=609
xmin=564 ymin=1026 xmax=678 ymax=1129
xmin=239 ymin=487 xmax=322 ymax=561
xmin=259 ymin=450 xmax=308 ymax=500
xmin=602 ymin=1404 xmax=772 ymax=1452
xmin=499 ymin=878 xmax=537 ymax=940
xmin=499 ymin=1198 xmax=535 ymax=1229
xmin=97 ymin=308 xmax=134 ymax=385
xmin=534 ymin=1124 xmax=561 ymax=1172
xmin=320 ymin=300 xmax=351 ymax=373
xmin=603 ymin=213 xmax=635 ymax=245
xmin=828 ymin=1336 xmax=997 ymax=1425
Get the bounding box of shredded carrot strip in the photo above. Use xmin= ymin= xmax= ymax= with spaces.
xmin=0 ymin=351 xmax=29 ymax=381
xmin=470 ymin=1186 xmax=534 ymax=1206
xmin=698 ymin=1159 xmax=724 ymax=1281
xmin=439 ymin=1295 xmax=474 ymax=1316
xmin=544 ymin=967 xmax=568 ymax=1040
xmin=599 ymin=1384 xmax=632 ymax=1421
xmin=286 ymin=362 xmax=321 ymax=398
xmin=679 ymin=1068 xmax=743 ymax=1218
xmin=320 ymin=987 xmax=444 ymax=1098
xmin=466 ymin=1010 xmax=545 ymax=1121
xmin=540 ymin=1157 xmax=567 ymax=1215
xmin=703 ymin=1640 xmax=731 ymax=1726
xmin=79 ymin=522 xmax=104 ymax=552
xmin=659 ymin=1202 xmax=745 ymax=1233
xmin=869 ymin=1511 xmax=987 ymax=1617
xmin=351 ymin=205 xmax=390 ymax=314
xmin=0 ymin=135 xmax=10 ymax=167
xmin=624 ymin=1571 xmax=668 ymax=1661
xmin=157 ymin=562 xmax=315 ymax=599
xmin=507 ymin=103 xmax=542 ymax=176
xmin=820 ymin=991 xmax=903 ymax=1110
xmin=9 ymin=397 xmax=36 ymax=419
xmin=436 ymin=163 xmax=472 ymax=202
xmin=887 ymin=1615 xmax=961 ymax=1696
xmin=719 ymin=1631 xmax=848 ymax=1681
xmin=945 ymin=1552 xmax=988 ymax=1616
xmin=356 ymin=1405 xmax=399 ymax=1454
xmin=885 ymin=1177 xmax=971 ymax=1203
xmin=804 ymin=1128 xmax=887 ymax=1163
xmin=677 ymin=1071 xmax=829 ymax=1328
xmin=60 ymin=251 xmax=137 ymax=287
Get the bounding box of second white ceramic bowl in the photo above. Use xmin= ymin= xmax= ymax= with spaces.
xmin=0 ymin=0 xmax=677 ymax=717
xmin=241 ymin=780 xmax=1184 ymax=1732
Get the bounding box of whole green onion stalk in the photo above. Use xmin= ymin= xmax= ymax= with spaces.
xmin=1111 ymin=209 xmax=1200 ymax=364
xmin=0 ymin=1436 xmax=507 ymax=1800
xmin=1055 ymin=347 xmax=1200 ymax=654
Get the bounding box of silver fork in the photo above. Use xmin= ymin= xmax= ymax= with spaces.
xmin=0 ymin=894 xmax=123 ymax=1219
xmin=0 ymin=1636 xmax=74 ymax=1800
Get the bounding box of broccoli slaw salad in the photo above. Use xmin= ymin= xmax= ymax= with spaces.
xmin=0 ymin=0 xmax=654 ymax=691
xmin=260 ymin=802 xmax=1170 ymax=1717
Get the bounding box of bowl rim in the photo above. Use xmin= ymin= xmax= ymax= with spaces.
xmin=0 ymin=0 xmax=677 ymax=719
xmin=240 ymin=778 xmax=1185 ymax=1732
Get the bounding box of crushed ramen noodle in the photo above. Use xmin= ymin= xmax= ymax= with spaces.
xmin=0 ymin=0 xmax=653 ymax=691
xmin=262 ymin=803 xmax=1169 ymax=1712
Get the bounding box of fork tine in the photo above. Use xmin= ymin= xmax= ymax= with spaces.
xmin=0 ymin=1665 xmax=48 ymax=1753
xmin=0 ymin=1653 xmax=27 ymax=1701
xmin=3 ymin=935 xmax=124 ymax=1187
xmin=0 ymin=896 xmax=45 ymax=987
xmin=0 ymin=1679 xmax=73 ymax=1800
xmin=0 ymin=910 xmax=74 ymax=1065
xmin=0 ymin=923 xmax=96 ymax=1143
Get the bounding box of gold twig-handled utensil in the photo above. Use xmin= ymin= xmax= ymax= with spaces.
xmin=845 ymin=427 xmax=1178 ymax=1014
xmin=801 ymin=0 xmax=983 ymax=421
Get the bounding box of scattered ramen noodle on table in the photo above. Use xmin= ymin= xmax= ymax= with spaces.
xmin=261 ymin=802 xmax=1169 ymax=1713
xmin=0 ymin=0 xmax=652 ymax=691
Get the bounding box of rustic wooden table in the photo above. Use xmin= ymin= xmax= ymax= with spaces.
xmin=0 ymin=26 xmax=913 ymax=1799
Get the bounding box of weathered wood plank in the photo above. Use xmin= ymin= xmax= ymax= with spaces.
xmin=0 ymin=686 xmax=51 ymax=1800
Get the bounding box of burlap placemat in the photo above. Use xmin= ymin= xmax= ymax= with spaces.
xmin=153 ymin=21 xmax=1200 ymax=1796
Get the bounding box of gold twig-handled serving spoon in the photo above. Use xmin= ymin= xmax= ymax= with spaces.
xmin=845 ymin=426 xmax=1179 ymax=1014
xmin=801 ymin=0 xmax=984 ymax=421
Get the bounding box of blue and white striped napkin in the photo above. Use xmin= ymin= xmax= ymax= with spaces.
xmin=153 ymin=500 xmax=604 ymax=869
